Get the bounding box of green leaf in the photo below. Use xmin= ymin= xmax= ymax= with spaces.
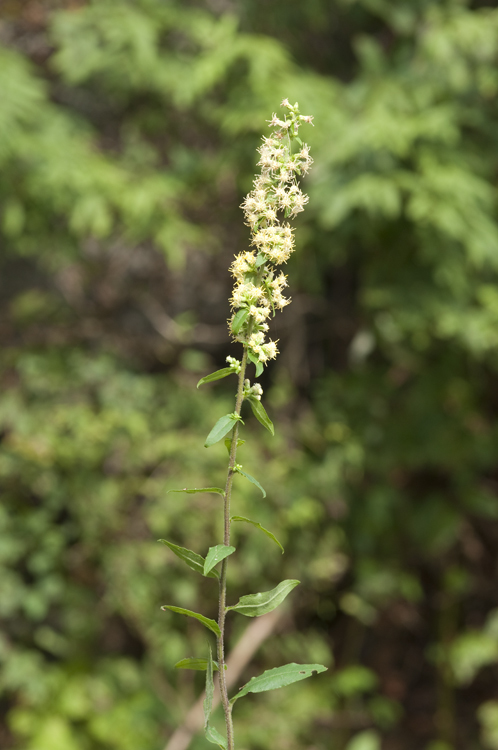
xmin=234 ymin=466 xmax=266 ymax=497
xmin=247 ymin=397 xmax=274 ymax=435
xmin=247 ymin=350 xmax=264 ymax=377
xmin=230 ymin=662 xmax=327 ymax=705
xmin=231 ymin=308 xmax=249 ymax=335
xmin=175 ymin=658 xmax=221 ymax=671
xmin=230 ymin=516 xmax=284 ymax=553
xmin=224 ymin=437 xmax=245 ymax=454
xmin=255 ymin=253 xmax=267 ymax=267
xmin=204 ymin=544 xmax=236 ymax=576
xmin=205 ymin=413 xmax=243 ymax=448
xmin=197 ymin=368 xmax=236 ymax=388
xmin=158 ymin=540 xmax=219 ymax=579
xmin=203 ymin=647 xmax=214 ymax=728
xmin=204 ymin=650 xmax=227 ymax=748
xmin=205 ymin=725 xmax=227 ymax=749
xmin=168 ymin=487 xmax=224 ymax=496
xmin=295 ymin=136 xmax=303 ymax=147
xmin=227 ymin=579 xmax=299 ymax=617
xmin=161 ymin=606 xmax=221 ymax=636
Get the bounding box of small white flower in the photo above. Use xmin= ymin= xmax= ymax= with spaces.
xmin=278 ymin=191 xmax=293 ymax=210
xmin=277 ymin=168 xmax=292 ymax=184
xmin=267 ymin=113 xmax=287 ymax=128
xmin=262 ymin=340 xmax=278 ymax=360
xmin=231 ymin=252 xmax=256 ymax=280
xmin=249 ymin=304 xmax=271 ymax=324
xmin=272 ymin=289 xmax=290 ymax=309
xmin=248 ymin=332 xmax=265 ymax=348
xmin=289 ymin=191 xmax=309 ymax=217
xmin=231 ymin=282 xmax=264 ymax=309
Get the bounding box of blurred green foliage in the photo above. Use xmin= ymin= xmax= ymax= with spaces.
xmin=2 ymin=0 xmax=498 ymax=748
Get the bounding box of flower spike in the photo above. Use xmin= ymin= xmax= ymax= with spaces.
xmin=230 ymin=101 xmax=313 ymax=366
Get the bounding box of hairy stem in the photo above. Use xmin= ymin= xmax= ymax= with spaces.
xmin=217 ymin=348 xmax=248 ymax=750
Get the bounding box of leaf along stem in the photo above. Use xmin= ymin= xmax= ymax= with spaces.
xmin=217 ymin=347 xmax=248 ymax=750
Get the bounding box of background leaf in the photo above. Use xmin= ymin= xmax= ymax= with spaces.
xmin=345 ymin=730 xmax=381 ymax=750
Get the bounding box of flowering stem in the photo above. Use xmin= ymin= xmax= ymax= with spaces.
xmin=208 ymin=100 xmax=313 ymax=748
xmin=217 ymin=348 xmax=248 ymax=750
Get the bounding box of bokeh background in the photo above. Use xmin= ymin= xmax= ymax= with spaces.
xmin=2 ymin=1 xmax=498 ymax=749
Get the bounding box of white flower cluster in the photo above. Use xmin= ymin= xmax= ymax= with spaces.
xmin=229 ymin=100 xmax=313 ymax=365
xmin=226 ymin=356 xmax=242 ymax=373
xmin=243 ymin=379 xmax=263 ymax=401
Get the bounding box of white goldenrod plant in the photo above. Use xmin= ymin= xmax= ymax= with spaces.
xmin=161 ymin=100 xmax=326 ymax=750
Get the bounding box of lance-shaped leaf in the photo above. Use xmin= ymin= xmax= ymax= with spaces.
xmin=247 ymin=397 xmax=274 ymax=436
xmin=234 ymin=466 xmax=266 ymax=498
xmin=161 ymin=606 xmax=221 ymax=636
xmin=168 ymin=487 xmax=224 ymax=496
xmin=231 ymin=308 xmax=250 ymax=335
xmin=224 ymin=437 xmax=245 ymax=455
xmin=203 ymin=647 xmax=214 ymax=727
xmin=227 ymin=579 xmax=299 ymax=617
xmin=230 ymin=663 xmax=327 ymax=705
xmin=204 ymin=650 xmax=228 ymax=748
xmin=231 ymin=516 xmax=284 ymax=553
xmin=247 ymin=351 xmax=264 ymax=377
xmin=197 ymin=368 xmax=236 ymax=388
xmin=204 ymin=544 xmax=236 ymax=576
xmin=175 ymin=657 xmax=221 ymax=671
xmin=158 ymin=539 xmax=219 ymax=579
xmin=205 ymin=726 xmax=227 ymax=749
xmin=205 ymin=413 xmax=243 ymax=448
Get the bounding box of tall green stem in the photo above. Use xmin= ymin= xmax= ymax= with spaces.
xmin=217 ymin=348 xmax=248 ymax=750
